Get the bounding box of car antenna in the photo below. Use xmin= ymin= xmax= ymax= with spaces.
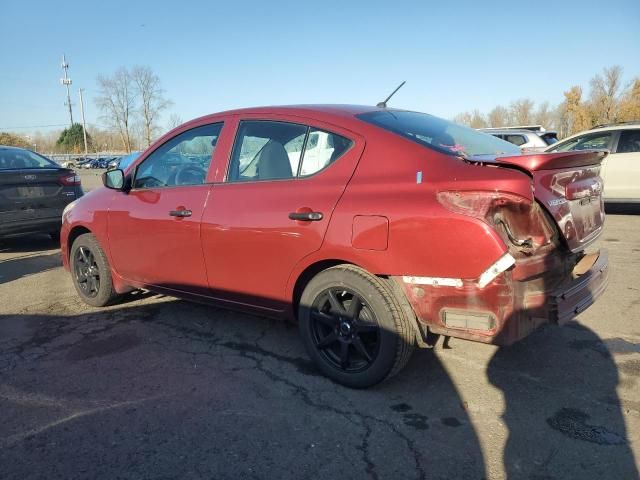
xmin=377 ymin=81 xmax=406 ymax=108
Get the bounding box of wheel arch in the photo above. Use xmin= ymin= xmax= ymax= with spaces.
xmin=290 ymin=259 xmax=430 ymax=348
xmin=291 ymin=259 xmax=356 ymax=320
xmin=67 ymin=225 xmax=92 ymax=259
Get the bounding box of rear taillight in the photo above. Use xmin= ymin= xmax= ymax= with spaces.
xmin=437 ymin=191 xmax=531 ymax=218
xmin=59 ymin=173 xmax=81 ymax=186
xmin=437 ymin=190 xmax=553 ymax=251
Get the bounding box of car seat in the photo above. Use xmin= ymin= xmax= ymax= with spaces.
xmin=256 ymin=141 xmax=293 ymax=180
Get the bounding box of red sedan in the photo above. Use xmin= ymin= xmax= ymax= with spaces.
xmin=60 ymin=105 xmax=609 ymax=387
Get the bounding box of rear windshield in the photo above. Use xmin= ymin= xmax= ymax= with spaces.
xmin=357 ymin=110 xmax=521 ymax=157
xmin=0 ymin=148 xmax=58 ymax=169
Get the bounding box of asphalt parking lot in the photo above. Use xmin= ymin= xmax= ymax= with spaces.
xmin=0 ymin=171 xmax=639 ymax=479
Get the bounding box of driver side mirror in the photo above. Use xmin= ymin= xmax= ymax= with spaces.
xmin=102 ymin=169 xmax=127 ymax=191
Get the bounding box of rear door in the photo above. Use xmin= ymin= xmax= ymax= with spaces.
xmin=201 ymin=115 xmax=364 ymax=311
xmin=107 ymin=122 xmax=223 ymax=292
xmin=605 ymin=129 xmax=640 ymax=201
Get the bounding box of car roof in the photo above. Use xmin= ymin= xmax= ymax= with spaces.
xmin=583 ymin=123 xmax=640 ymax=133
xmin=0 ymin=145 xmax=28 ymax=151
xmin=480 ymin=129 xmax=540 ymax=136
xmin=184 ymin=104 xmax=385 ymax=127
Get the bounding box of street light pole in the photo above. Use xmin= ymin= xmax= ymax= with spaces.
xmin=79 ymin=88 xmax=89 ymax=156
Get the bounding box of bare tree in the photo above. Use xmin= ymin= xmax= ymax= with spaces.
xmin=534 ymin=101 xmax=556 ymax=129
xmin=95 ymin=68 xmax=136 ymax=153
xmin=509 ymin=98 xmax=535 ymax=125
xmin=131 ymin=66 xmax=173 ymax=147
xmin=166 ymin=113 xmax=184 ymax=131
xmin=487 ymin=106 xmax=510 ymax=127
xmin=468 ymin=109 xmax=488 ymax=128
xmin=589 ymin=66 xmax=623 ymax=125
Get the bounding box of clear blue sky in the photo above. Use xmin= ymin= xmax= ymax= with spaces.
xmin=1 ymin=0 xmax=639 ymax=134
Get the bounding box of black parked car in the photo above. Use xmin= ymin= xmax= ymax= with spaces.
xmin=0 ymin=145 xmax=83 ymax=240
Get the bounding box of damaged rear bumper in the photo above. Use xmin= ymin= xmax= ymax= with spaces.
xmin=395 ymin=248 xmax=609 ymax=346
xmin=551 ymin=249 xmax=609 ymax=324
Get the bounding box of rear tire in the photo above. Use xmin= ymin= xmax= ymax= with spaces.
xmin=299 ymin=265 xmax=415 ymax=388
xmin=70 ymin=233 xmax=119 ymax=307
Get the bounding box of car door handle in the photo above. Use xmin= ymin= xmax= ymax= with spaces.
xmin=288 ymin=211 xmax=323 ymax=221
xmin=169 ymin=209 xmax=192 ymax=218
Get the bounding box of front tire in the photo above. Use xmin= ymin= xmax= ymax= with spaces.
xmin=299 ymin=265 xmax=415 ymax=388
xmin=70 ymin=233 xmax=119 ymax=307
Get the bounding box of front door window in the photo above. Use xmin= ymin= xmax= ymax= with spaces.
xmin=134 ymin=123 xmax=223 ymax=189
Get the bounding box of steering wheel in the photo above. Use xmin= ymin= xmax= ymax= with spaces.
xmin=135 ymin=176 xmax=164 ymax=189
xmin=174 ymin=165 xmax=206 ymax=185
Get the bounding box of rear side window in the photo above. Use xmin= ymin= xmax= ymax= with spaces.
xmin=504 ymin=134 xmax=527 ymax=147
xmin=228 ymin=121 xmax=353 ymax=182
xmin=0 ymin=149 xmax=57 ymax=169
xmin=541 ymin=133 xmax=558 ymax=145
xmin=616 ymin=130 xmax=640 ymax=153
xmin=357 ymin=110 xmax=520 ymax=157
xmin=551 ymin=132 xmax=613 ymax=152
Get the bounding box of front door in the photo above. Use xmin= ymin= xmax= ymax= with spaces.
xmin=201 ymin=117 xmax=364 ymax=311
xmin=108 ymin=123 xmax=223 ymax=293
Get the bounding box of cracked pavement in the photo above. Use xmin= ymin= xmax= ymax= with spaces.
xmin=1 ymin=208 xmax=639 ymax=479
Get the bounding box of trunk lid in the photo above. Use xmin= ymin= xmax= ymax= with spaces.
xmin=0 ymin=168 xmax=78 ymax=221
xmin=473 ymin=151 xmax=607 ymax=252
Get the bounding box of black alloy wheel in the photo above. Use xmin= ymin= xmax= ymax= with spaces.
xmin=309 ymin=287 xmax=381 ymax=373
xmin=74 ymin=245 xmax=100 ymax=298
xmin=70 ymin=233 xmax=119 ymax=307
xmin=299 ymin=265 xmax=415 ymax=388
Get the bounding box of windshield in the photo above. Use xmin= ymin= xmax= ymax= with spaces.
xmin=357 ymin=110 xmax=521 ymax=157
xmin=0 ymin=148 xmax=58 ymax=169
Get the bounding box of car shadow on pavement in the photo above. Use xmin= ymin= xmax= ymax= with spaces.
xmin=482 ymin=236 xmax=639 ymax=480
xmin=0 ymin=300 xmax=486 ymax=480
xmin=487 ymin=322 xmax=638 ymax=479
xmin=0 ymin=293 xmax=636 ymax=479
xmin=0 ymin=251 xmax=61 ymax=285
xmin=0 ymin=234 xmax=60 ymax=254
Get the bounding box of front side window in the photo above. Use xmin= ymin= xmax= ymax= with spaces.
xmin=550 ymin=132 xmax=613 ymax=152
xmin=134 ymin=123 xmax=223 ymax=189
xmin=228 ymin=121 xmax=353 ymax=182
xmin=616 ymin=130 xmax=640 ymax=153
xmin=357 ymin=110 xmax=521 ymax=158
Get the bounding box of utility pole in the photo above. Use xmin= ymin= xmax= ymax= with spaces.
xmin=60 ymin=54 xmax=73 ymax=126
xmin=78 ymin=88 xmax=89 ymax=155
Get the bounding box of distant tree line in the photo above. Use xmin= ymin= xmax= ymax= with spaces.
xmin=453 ymin=66 xmax=640 ymax=138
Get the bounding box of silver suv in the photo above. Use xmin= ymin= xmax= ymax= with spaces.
xmin=480 ymin=126 xmax=558 ymax=152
